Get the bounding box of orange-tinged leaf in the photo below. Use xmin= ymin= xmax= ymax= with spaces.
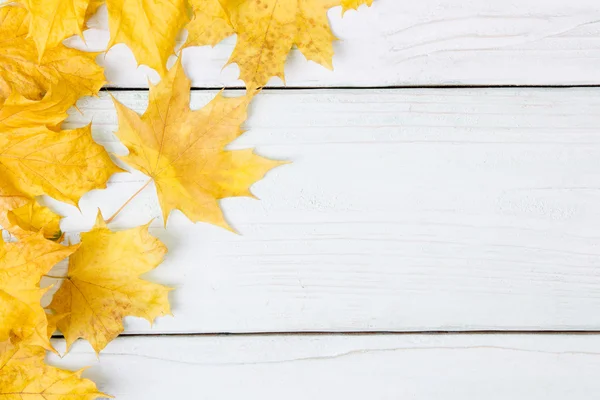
xmin=50 ymin=212 xmax=171 ymax=353
xmin=0 ymin=234 xmax=77 ymax=350
xmin=0 ymin=6 xmax=105 ymax=104
xmin=184 ymin=0 xmax=234 ymax=48
xmin=112 ymin=61 xmax=286 ymax=229
xmin=6 ymin=199 xmax=62 ymax=240
xmin=0 ymin=340 xmax=107 ymax=399
xmin=220 ymin=0 xmax=342 ymax=90
xmin=105 ymin=0 xmax=189 ymax=76
xmin=0 ymin=125 xmax=123 ymax=209
xmin=17 ymin=0 xmax=91 ymax=59
xmin=341 ymin=0 xmax=373 ymax=12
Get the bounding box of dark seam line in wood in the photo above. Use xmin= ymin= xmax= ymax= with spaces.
xmin=103 ymin=84 xmax=600 ymax=92
xmin=51 ymin=330 xmax=600 ymax=339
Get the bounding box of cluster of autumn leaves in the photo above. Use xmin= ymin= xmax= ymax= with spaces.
xmin=0 ymin=0 xmax=372 ymax=397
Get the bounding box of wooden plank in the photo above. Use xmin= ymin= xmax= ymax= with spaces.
xmin=49 ymin=88 xmax=600 ymax=333
xmin=73 ymin=0 xmax=600 ymax=88
xmin=50 ymin=334 xmax=600 ymax=399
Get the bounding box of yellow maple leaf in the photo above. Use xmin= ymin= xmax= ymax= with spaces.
xmin=185 ymin=0 xmax=234 ymax=48
xmin=0 ymin=6 xmax=105 ymax=105
xmin=5 ymin=199 xmax=62 ymax=240
xmin=0 ymin=125 xmax=123 ymax=210
xmin=17 ymin=0 xmax=91 ymax=59
xmin=341 ymin=0 xmax=373 ymax=12
xmin=112 ymin=61 xmax=285 ymax=229
xmin=0 ymin=234 xmax=77 ymax=350
xmin=50 ymin=212 xmax=171 ymax=353
xmin=219 ymin=0 xmax=339 ymax=90
xmin=0 ymin=340 xmax=107 ymax=399
xmin=105 ymin=0 xmax=189 ymax=76
xmin=218 ymin=0 xmax=374 ymax=89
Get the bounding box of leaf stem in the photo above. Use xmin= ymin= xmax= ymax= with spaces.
xmin=44 ymin=274 xmax=67 ymax=280
xmin=106 ymin=179 xmax=152 ymax=224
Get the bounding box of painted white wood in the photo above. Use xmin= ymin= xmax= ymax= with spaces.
xmin=72 ymin=0 xmax=600 ymax=88
xmin=50 ymin=334 xmax=600 ymax=399
xmin=46 ymin=88 xmax=600 ymax=333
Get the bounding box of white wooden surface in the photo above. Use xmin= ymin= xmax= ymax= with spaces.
xmin=50 ymin=88 xmax=600 ymax=333
xmin=9 ymin=0 xmax=600 ymax=396
xmin=75 ymin=0 xmax=600 ymax=87
xmin=49 ymin=334 xmax=600 ymax=399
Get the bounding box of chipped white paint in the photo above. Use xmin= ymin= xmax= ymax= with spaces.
xmin=48 ymin=88 xmax=600 ymax=334
xmin=51 ymin=334 xmax=600 ymax=399
xmin=71 ymin=0 xmax=600 ymax=87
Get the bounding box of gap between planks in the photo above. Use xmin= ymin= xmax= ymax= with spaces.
xmin=52 ymin=331 xmax=600 ymax=339
xmin=103 ymin=84 xmax=600 ymax=92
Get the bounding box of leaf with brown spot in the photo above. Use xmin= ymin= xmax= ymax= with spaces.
xmin=50 ymin=212 xmax=171 ymax=353
xmin=184 ymin=0 xmax=234 ymax=48
xmin=220 ymin=0 xmax=369 ymax=90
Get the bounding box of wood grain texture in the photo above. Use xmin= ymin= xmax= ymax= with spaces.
xmin=49 ymin=88 xmax=600 ymax=333
xmin=50 ymin=334 xmax=600 ymax=399
xmin=72 ymin=0 xmax=600 ymax=88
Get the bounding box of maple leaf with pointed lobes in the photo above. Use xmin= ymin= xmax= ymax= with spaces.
xmin=0 ymin=125 xmax=123 ymax=212
xmin=50 ymin=212 xmax=171 ymax=353
xmin=185 ymin=0 xmax=234 ymax=48
xmin=105 ymin=0 xmax=189 ymax=76
xmin=0 ymin=234 xmax=78 ymax=350
xmin=17 ymin=0 xmax=91 ymax=59
xmin=0 ymin=6 xmax=105 ymax=105
xmin=0 ymin=340 xmax=108 ymax=399
xmin=219 ymin=0 xmax=372 ymax=90
xmin=111 ymin=61 xmax=286 ymax=229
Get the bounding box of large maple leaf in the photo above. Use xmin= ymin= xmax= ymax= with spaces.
xmin=50 ymin=213 xmax=171 ymax=353
xmin=0 ymin=234 xmax=77 ymax=350
xmin=0 ymin=341 xmax=106 ymax=399
xmin=17 ymin=0 xmax=91 ymax=59
xmin=216 ymin=0 xmax=372 ymax=90
xmin=111 ymin=61 xmax=285 ymax=229
xmin=105 ymin=0 xmax=189 ymax=76
xmin=0 ymin=125 xmax=123 ymax=212
xmin=0 ymin=6 xmax=105 ymax=105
